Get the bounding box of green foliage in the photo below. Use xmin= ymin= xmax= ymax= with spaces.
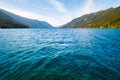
xmin=0 ymin=10 xmax=28 ymax=28
xmin=63 ymin=6 xmax=120 ymax=28
xmin=0 ymin=18 xmax=28 ymax=28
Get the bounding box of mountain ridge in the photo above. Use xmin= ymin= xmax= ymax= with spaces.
xmin=0 ymin=9 xmax=29 ymax=28
xmin=62 ymin=6 xmax=120 ymax=28
xmin=0 ymin=9 xmax=54 ymax=28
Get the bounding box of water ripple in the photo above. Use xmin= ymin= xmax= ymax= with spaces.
xmin=0 ymin=29 xmax=120 ymax=80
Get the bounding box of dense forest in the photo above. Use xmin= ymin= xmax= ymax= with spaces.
xmin=0 ymin=18 xmax=28 ymax=28
xmin=0 ymin=9 xmax=28 ymax=28
xmin=62 ymin=6 xmax=120 ymax=28
xmin=0 ymin=9 xmax=53 ymax=28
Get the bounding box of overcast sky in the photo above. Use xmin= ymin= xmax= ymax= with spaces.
xmin=0 ymin=0 xmax=120 ymax=26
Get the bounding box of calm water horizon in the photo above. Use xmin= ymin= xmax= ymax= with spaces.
xmin=0 ymin=29 xmax=120 ymax=80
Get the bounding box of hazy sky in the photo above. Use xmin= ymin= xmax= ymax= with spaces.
xmin=0 ymin=0 xmax=120 ymax=26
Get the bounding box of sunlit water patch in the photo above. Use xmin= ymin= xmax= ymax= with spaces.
xmin=0 ymin=29 xmax=120 ymax=80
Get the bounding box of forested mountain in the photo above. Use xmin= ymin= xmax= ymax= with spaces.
xmin=62 ymin=6 xmax=120 ymax=28
xmin=0 ymin=9 xmax=54 ymax=28
xmin=0 ymin=9 xmax=28 ymax=28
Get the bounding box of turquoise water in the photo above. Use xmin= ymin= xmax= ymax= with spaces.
xmin=0 ymin=29 xmax=120 ymax=80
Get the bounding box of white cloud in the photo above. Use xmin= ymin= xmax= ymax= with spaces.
xmin=69 ymin=0 xmax=95 ymax=19
xmin=0 ymin=2 xmax=59 ymax=26
xmin=54 ymin=0 xmax=95 ymax=26
xmin=49 ymin=0 xmax=68 ymax=13
xmin=0 ymin=0 xmax=95 ymax=26
xmin=82 ymin=0 xmax=94 ymax=14
xmin=55 ymin=0 xmax=95 ymax=26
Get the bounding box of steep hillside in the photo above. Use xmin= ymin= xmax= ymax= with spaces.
xmin=62 ymin=6 xmax=120 ymax=28
xmin=0 ymin=9 xmax=53 ymax=28
xmin=0 ymin=9 xmax=28 ymax=28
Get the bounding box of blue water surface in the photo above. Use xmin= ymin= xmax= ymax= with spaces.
xmin=0 ymin=29 xmax=120 ymax=80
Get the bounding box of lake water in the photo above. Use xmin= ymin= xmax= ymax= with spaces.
xmin=0 ymin=29 xmax=120 ymax=80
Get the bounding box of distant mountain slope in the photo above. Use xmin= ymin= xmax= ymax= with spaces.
xmin=0 ymin=18 xmax=29 ymax=28
xmin=62 ymin=6 xmax=120 ymax=28
xmin=0 ymin=9 xmax=28 ymax=28
xmin=0 ymin=9 xmax=54 ymax=28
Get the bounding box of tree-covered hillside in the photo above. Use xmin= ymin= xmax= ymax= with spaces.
xmin=0 ymin=9 xmax=54 ymax=28
xmin=62 ymin=6 xmax=120 ymax=28
xmin=0 ymin=9 xmax=28 ymax=28
xmin=0 ymin=18 xmax=28 ymax=28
